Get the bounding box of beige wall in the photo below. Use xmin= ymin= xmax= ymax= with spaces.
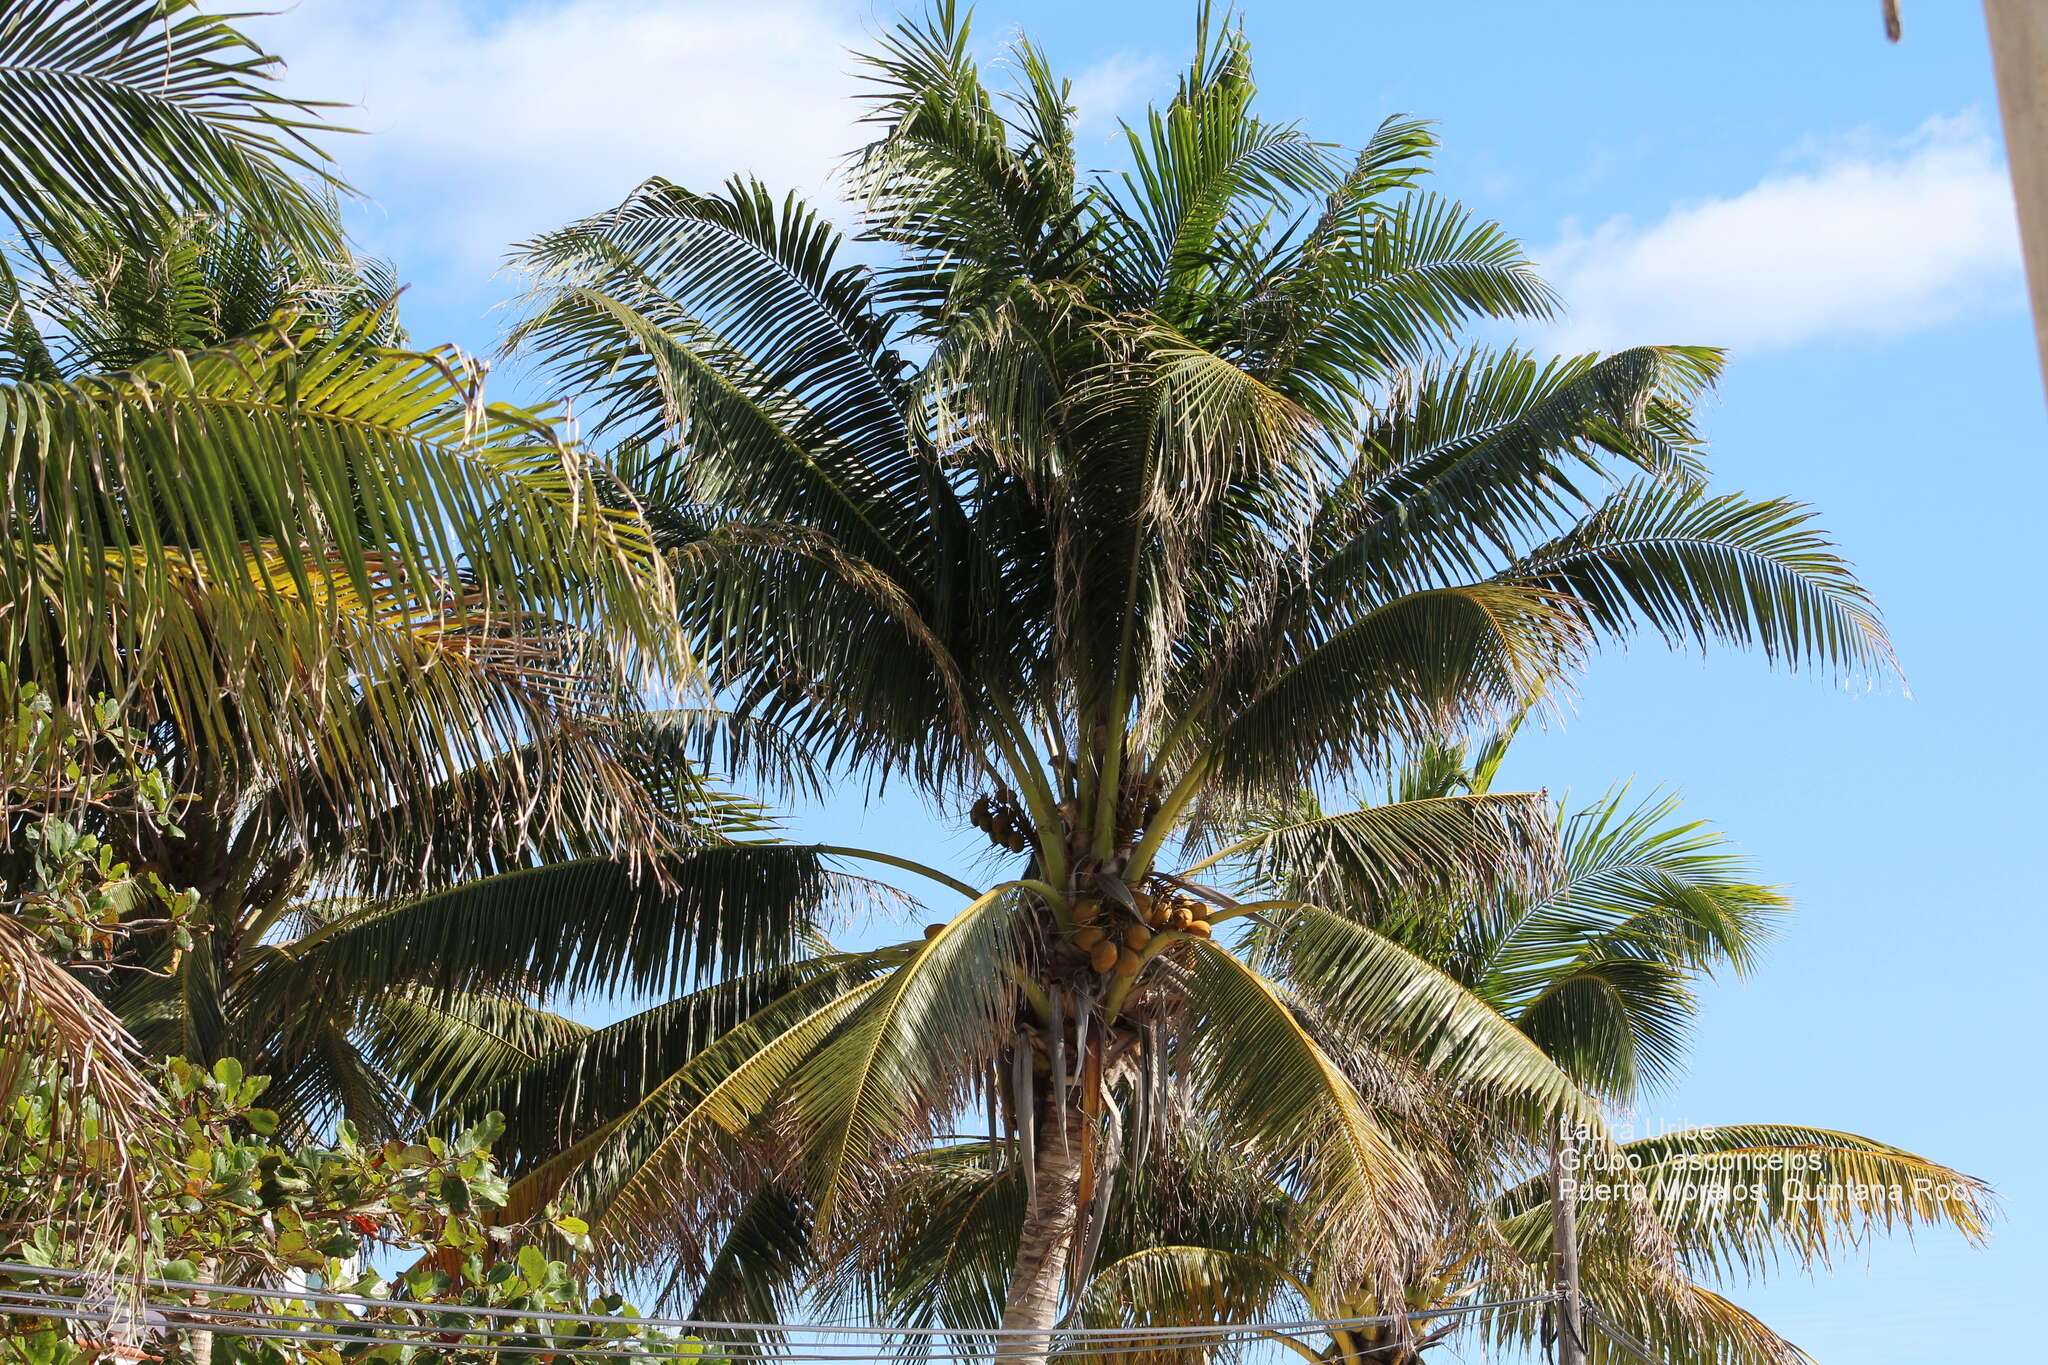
xmin=1984 ymin=0 xmax=2048 ymax=404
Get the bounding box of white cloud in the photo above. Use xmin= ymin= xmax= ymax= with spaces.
xmin=251 ymin=0 xmax=870 ymax=279
xmin=1538 ymin=114 xmax=2023 ymax=354
xmin=247 ymin=1 xmax=1172 ymax=331
xmin=1068 ymin=53 xmax=1164 ymax=137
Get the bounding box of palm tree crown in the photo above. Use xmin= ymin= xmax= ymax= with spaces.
xmin=496 ymin=5 xmax=1893 ymax=1352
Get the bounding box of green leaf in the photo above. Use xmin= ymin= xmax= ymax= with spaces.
xmin=0 ymin=0 xmax=350 ymax=257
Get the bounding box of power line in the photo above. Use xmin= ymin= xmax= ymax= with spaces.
xmin=0 ymin=1292 xmax=1562 ymax=1358
xmin=0 ymin=1266 xmax=1564 ymax=1360
xmin=1580 ymin=1306 xmax=1666 ymax=1365
xmin=0 ymin=1300 xmax=1563 ymax=1362
xmin=0 ymin=1262 xmax=1557 ymax=1345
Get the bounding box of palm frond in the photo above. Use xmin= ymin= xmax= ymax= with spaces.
xmin=0 ymin=0 xmax=346 ymax=253
xmin=1260 ymin=905 xmax=1595 ymax=1126
xmin=778 ymin=886 xmax=1024 ymax=1229
xmin=283 ymin=845 xmax=835 ymax=1008
xmin=827 ymin=1141 xmax=1025 ymax=1340
xmin=1076 ymin=1245 xmax=1304 ymax=1365
xmin=1181 ymin=941 xmax=1428 ymax=1283
xmin=1506 ymin=955 xmax=1696 ymax=1100
xmin=1505 ymin=484 xmax=1891 ymax=675
xmin=1187 ymin=790 xmax=1553 ymax=916
xmin=1210 ymin=583 xmax=1583 ymax=795
xmin=357 ymin=990 xmax=589 ymax=1123
xmin=1311 ymin=346 xmax=1720 ymax=605
xmin=2 ymin=314 xmax=680 ymax=828
xmin=1494 ymin=1123 xmax=1994 ymax=1279
xmin=460 ymin=950 xmax=899 ymax=1170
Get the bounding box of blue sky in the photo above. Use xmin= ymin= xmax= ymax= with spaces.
xmin=248 ymin=1 xmax=2042 ymax=1357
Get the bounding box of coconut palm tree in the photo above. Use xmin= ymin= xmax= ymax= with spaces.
xmin=0 ymin=0 xmax=359 ymax=1156
xmin=0 ymin=199 xmax=851 ymax=1142
xmin=1051 ymin=1115 xmax=1989 ymax=1365
xmin=500 ymin=6 xmax=1889 ymax=1352
xmin=0 ymin=2 xmax=815 ymax=1164
xmin=836 ymin=775 xmax=1991 ymax=1365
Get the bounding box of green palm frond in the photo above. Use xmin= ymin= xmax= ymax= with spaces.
xmin=1480 ymin=1126 xmax=1989 ymax=1365
xmin=332 ymin=709 xmax=802 ymax=901
xmin=1075 ymin=1245 xmax=1304 ymax=1365
xmin=1506 ymin=483 xmax=1890 ymax=674
xmin=562 ymin=976 xmax=892 ymax=1272
xmin=283 ymin=845 xmax=836 ymax=1005
xmin=1260 ymin=905 xmax=1594 ymax=1126
xmin=1506 ymin=955 xmax=1696 ymax=1100
xmin=1181 ymin=941 xmax=1428 ymax=1279
xmin=1080 ymin=320 xmax=1318 ymax=519
xmin=1474 ymin=1267 xmax=1814 ymax=1365
xmin=670 ymin=1178 xmax=814 ymax=1330
xmin=12 ymin=204 xmax=400 ymax=380
xmin=1210 ymin=583 xmax=1583 ymax=794
xmin=1465 ymin=788 xmax=1786 ymax=985
xmin=357 ymin=990 xmax=589 ymax=1123
xmin=1186 ymin=790 xmax=1553 ymax=916
xmin=511 ymin=177 xmax=912 ymax=507
xmin=0 ymin=0 xmax=346 ymax=253
xmin=1494 ymin=1124 xmax=1993 ymax=1278
xmin=1442 ymin=786 xmax=1787 ymax=1096
xmin=1283 ymin=193 xmax=1558 ymax=387
xmin=829 ymin=1141 xmax=1025 ymax=1340
xmin=1098 ymin=26 xmax=1343 ymax=313
xmin=468 ymin=954 xmax=908 ymax=1283
xmin=1593 ymin=1282 xmax=1812 ymax=1365
xmin=463 ymin=950 xmax=898 ymax=1170
xmin=1310 ymin=346 xmax=1719 ymax=605
xmin=778 ymin=886 xmax=1024 ymax=1229
xmin=2 ymin=314 xmax=679 ymax=823
xmin=850 ymin=3 xmax=1086 ymax=319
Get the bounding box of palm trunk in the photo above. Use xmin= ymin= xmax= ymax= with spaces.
xmin=998 ymin=1092 xmax=1086 ymax=1365
xmin=183 ymin=1258 xmax=215 ymax=1365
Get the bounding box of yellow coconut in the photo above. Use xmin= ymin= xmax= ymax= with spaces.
xmin=923 ymin=923 xmax=944 ymax=940
xmin=1090 ymin=940 xmax=1121 ymax=974
xmin=1166 ymin=903 xmax=1194 ymax=931
xmin=1144 ymin=895 xmax=1173 ymax=928
xmin=1183 ymin=918 xmax=1213 ymax=939
xmin=1124 ymin=922 xmax=1153 ymax=950
xmin=1073 ymin=898 xmax=1103 ymax=925
xmin=1115 ymin=946 xmax=1142 ymax=976
xmin=1074 ymin=925 xmax=1107 ymax=951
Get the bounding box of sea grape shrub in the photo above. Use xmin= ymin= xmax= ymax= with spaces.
xmin=0 ymin=1057 xmax=696 ymax=1364
xmin=0 ymin=675 xmax=200 ymax=968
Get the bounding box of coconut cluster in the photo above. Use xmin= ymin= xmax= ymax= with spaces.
xmin=967 ymin=789 xmax=1034 ymax=853
xmin=1067 ymin=888 xmax=1214 ymax=977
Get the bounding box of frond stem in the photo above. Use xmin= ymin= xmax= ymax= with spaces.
xmin=1206 ymin=898 xmax=1316 ymax=925
xmin=815 ymin=846 xmax=982 ymax=901
xmin=1123 ymin=755 xmax=1213 ymax=883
